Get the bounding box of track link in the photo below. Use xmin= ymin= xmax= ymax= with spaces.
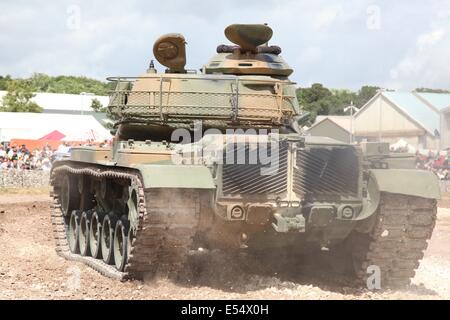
xmin=351 ymin=193 xmax=437 ymax=288
xmin=50 ymin=163 xmax=201 ymax=281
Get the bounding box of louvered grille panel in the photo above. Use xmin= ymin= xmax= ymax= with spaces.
xmin=293 ymin=147 xmax=359 ymax=197
xmin=222 ymin=142 xmax=288 ymax=194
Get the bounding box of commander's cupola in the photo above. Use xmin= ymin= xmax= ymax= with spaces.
xmin=203 ymin=24 xmax=293 ymax=77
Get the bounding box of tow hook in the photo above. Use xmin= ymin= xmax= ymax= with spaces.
xmin=239 ymin=233 xmax=248 ymax=249
xmin=272 ymin=214 xmax=306 ymax=233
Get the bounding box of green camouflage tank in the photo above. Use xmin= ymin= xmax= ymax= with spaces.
xmin=50 ymin=24 xmax=440 ymax=288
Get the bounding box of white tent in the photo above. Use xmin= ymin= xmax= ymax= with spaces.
xmin=0 ymin=90 xmax=109 ymax=113
xmin=0 ymin=112 xmax=112 ymax=142
xmin=390 ymin=138 xmax=417 ymax=153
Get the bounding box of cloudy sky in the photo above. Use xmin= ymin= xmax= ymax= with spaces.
xmin=1 ymin=0 xmax=450 ymax=90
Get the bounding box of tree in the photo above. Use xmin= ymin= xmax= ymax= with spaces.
xmin=296 ymin=84 xmax=381 ymax=121
xmin=1 ymin=73 xmax=111 ymax=95
xmin=0 ymin=75 xmax=12 ymax=90
xmin=45 ymin=75 xmax=110 ymax=95
xmin=90 ymin=98 xmax=116 ymax=129
xmin=0 ymin=80 xmax=43 ymax=112
xmin=297 ymin=83 xmax=331 ymax=118
xmin=90 ymin=98 xmax=106 ymax=113
xmin=29 ymin=73 xmax=52 ymax=92
xmin=297 ymin=83 xmax=352 ymax=121
xmin=354 ymin=86 xmax=379 ymax=108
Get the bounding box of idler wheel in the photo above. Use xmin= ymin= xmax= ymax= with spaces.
xmin=101 ymin=213 xmax=117 ymax=265
xmin=114 ymin=216 xmax=130 ymax=271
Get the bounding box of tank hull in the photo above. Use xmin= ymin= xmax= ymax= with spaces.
xmin=50 ymin=138 xmax=440 ymax=286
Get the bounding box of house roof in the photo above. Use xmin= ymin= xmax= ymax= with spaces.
xmin=382 ymin=92 xmax=440 ymax=136
xmin=355 ymin=91 xmax=440 ymax=137
xmin=415 ymin=92 xmax=450 ymax=111
xmin=39 ymin=130 xmax=66 ymax=141
xmin=313 ymin=115 xmax=351 ymax=132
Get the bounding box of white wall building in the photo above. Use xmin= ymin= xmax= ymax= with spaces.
xmin=0 ymin=91 xmax=111 ymax=142
xmin=414 ymin=92 xmax=450 ymax=149
xmin=353 ymin=91 xmax=440 ymax=150
xmin=307 ymin=116 xmax=351 ymax=143
xmin=307 ymin=91 xmax=450 ymax=151
xmin=0 ymin=112 xmax=111 ymax=142
xmin=0 ymin=90 xmax=109 ymax=114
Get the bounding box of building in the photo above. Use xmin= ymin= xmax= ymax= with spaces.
xmin=0 ymin=90 xmax=109 ymax=114
xmin=353 ymin=91 xmax=440 ymax=150
xmin=0 ymin=91 xmax=112 ymax=142
xmin=0 ymin=112 xmax=111 ymax=142
xmin=307 ymin=116 xmax=351 ymax=143
xmin=413 ymin=92 xmax=450 ymax=149
xmin=306 ymin=91 xmax=450 ymax=150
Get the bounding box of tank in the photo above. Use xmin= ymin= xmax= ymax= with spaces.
xmin=50 ymin=24 xmax=441 ymax=287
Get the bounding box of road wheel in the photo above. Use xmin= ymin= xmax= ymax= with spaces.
xmin=114 ymin=217 xmax=130 ymax=271
xmin=79 ymin=211 xmax=93 ymax=256
xmin=67 ymin=210 xmax=81 ymax=254
xmin=101 ymin=213 xmax=117 ymax=265
xmin=89 ymin=211 xmax=104 ymax=259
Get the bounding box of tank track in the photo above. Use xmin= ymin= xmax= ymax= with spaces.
xmin=50 ymin=164 xmax=201 ymax=281
xmin=351 ymin=193 xmax=437 ymax=288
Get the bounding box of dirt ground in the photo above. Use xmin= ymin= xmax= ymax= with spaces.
xmin=0 ymin=192 xmax=449 ymax=300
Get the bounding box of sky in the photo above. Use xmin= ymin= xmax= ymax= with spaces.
xmin=1 ymin=0 xmax=450 ymax=91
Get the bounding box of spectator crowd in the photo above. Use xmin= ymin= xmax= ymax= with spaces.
xmin=416 ymin=151 xmax=450 ymax=180
xmin=390 ymin=138 xmax=450 ymax=180
xmin=0 ymin=140 xmax=109 ymax=171
xmin=0 ymin=143 xmax=56 ymax=171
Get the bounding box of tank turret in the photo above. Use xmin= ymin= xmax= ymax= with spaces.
xmin=107 ymin=23 xmax=300 ymax=139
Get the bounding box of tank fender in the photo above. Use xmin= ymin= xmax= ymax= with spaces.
xmin=369 ymin=169 xmax=440 ymax=200
xmin=358 ymin=169 xmax=440 ymax=223
xmin=133 ymin=164 xmax=215 ymax=189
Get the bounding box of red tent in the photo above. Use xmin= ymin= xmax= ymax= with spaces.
xmin=39 ymin=130 xmax=66 ymax=141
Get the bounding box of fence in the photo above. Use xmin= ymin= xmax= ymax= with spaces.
xmin=1 ymin=168 xmax=450 ymax=193
xmin=0 ymin=170 xmax=50 ymax=188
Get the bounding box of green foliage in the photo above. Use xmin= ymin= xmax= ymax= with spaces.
xmin=1 ymin=73 xmax=112 ymax=116
xmin=296 ymin=84 xmax=380 ymax=122
xmin=28 ymin=73 xmax=52 ymax=92
xmin=0 ymin=80 xmax=43 ymax=113
xmin=1 ymin=73 xmax=110 ymax=96
xmin=30 ymin=73 xmax=110 ymax=95
xmin=0 ymin=75 xmax=12 ymax=90
xmin=90 ymin=98 xmax=106 ymax=113
xmin=354 ymin=86 xmax=379 ymax=107
xmin=297 ymin=84 xmax=335 ymax=118
xmin=90 ymin=98 xmax=117 ymax=130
